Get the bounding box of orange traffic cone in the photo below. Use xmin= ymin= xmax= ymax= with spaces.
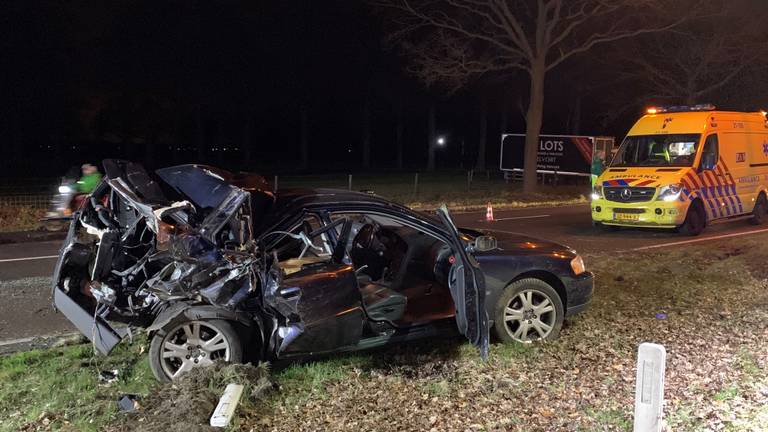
xmin=486 ymin=202 xmax=494 ymax=222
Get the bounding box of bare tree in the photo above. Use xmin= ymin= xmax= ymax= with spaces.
xmin=375 ymin=0 xmax=689 ymax=192
xmin=613 ymin=1 xmax=768 ymax=106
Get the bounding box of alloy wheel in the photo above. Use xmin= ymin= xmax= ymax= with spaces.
xmin=159 ymin=320 xmax=231 ymax=379
xmin=503 ymin=289 xmax=557 ymax=342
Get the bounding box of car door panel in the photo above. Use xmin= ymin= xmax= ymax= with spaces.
xmin=276 ymin=262 xmax=364 ymax=355
xmin=437 ymin=206 xmax=490 ymax=359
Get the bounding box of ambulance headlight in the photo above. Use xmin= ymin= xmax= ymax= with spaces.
xmin=591 ymin=185 xmax=603 ymax=201
xmin=658 ymin=183 xmax=682 ymax=202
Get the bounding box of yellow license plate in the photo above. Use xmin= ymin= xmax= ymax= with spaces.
xmin=614 ymin=212 xmax=640 ymax=221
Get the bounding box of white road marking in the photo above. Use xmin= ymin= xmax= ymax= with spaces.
xmin=478 ymin=214 xmax=551 ymax=222
xmin=632 ymin=228 xmax=768 ymax=251
xmin=0 ymin=255 xmax=59 ymax=263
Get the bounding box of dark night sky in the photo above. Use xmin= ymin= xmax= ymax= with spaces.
xmin=0 ymin=1 xmax=652 ymax=177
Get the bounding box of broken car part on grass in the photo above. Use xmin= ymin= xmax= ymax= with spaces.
xmin=52 ymin=159 xmax=592 ymax=381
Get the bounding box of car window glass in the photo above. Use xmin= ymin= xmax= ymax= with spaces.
xmin=330 ymin=212 xmax=454 ymax=290
xmin=270 ymin=214 xmax=332 ymax=261
xmin=700 ymin=134 xmax=719 ymax=169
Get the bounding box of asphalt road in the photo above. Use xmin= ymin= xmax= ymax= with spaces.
xmin=3 ymin=203 xmax=768 ymax=345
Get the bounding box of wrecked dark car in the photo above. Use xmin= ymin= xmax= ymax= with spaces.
xmin=52 ymin=160 xmax=593 ymax=381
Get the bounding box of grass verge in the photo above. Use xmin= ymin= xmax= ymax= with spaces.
xmin=0 ymin=342 xmax=154 ymax=431
xmin=0 ymin=206 xmax=45 ymax=232
xmin=2 ymin=235 xmax=767 ymax=431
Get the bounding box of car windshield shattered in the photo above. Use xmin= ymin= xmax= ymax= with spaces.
xmin=611 ymin=134 xmax=700 ymax=167
xmin=51 ymin=160 xmax=491 ymax=381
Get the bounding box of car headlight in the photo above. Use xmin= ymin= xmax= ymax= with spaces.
xmin=657 ymin=183 xmax=682 ymax=202
xmin=58 ymin=185 xmax=72 ymax=194
xmin=591 ymin=185 xmax=603 ymax=201
xmin=570 ymin=255 xmax=586 ymax=275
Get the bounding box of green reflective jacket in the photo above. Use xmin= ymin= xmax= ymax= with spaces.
xmin=77 ymin=172 xmax=102 ymax=194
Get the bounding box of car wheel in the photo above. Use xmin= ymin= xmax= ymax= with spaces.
xmin=679 ymin=201 xmax=706 ymax=236
xmin=749 ymin=193 xmax=767 ymax=225
xmin=149 ymin=319 xmax=242 ymax=382
xmin=493 ymin=278 xmax=564 ymax=343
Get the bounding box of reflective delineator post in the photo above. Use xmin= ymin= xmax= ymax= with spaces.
xmin=634 ymin=343 xmax=666 ymax=432
xmin=486 ymin=202 xmax=494 ymax=222
xmin=210 ymin=383 xmax=244 ymax=428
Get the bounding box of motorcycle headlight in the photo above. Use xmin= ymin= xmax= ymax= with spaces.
xmin=657 ymin=183 xmax=682 ymax=202
xmin=58 ymin=185 xmax=72 ymax=194
xmin=591 ymin=185 xmax=603 ymax=201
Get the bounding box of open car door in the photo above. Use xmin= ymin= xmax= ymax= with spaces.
xmin=436 ymin=205 xmax=489 ymax=359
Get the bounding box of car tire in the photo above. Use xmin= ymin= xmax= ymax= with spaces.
xmin=749 ymin=193 xmax=767 ymax=225
xmin=493 ymin=278 xmax=564 ymax=344
xmin=679 ymin=201 xmax=706 ymax=236
xmin=149 ymin=318 xmax=243 ymax=382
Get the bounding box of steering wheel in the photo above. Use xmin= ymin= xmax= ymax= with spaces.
xmin=352 ymin=223 xmax=376 ymax=250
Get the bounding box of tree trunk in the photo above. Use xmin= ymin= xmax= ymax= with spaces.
xmin=475 ymin=101 xmax=487 ymax=170
xmin=300 ymin=104 xmax=309 ymax=170
xmin=427 ymin=104 xmax=436 ymax=171
xmin=243 ymin=111 xmax=252 ymax=169
xmin=362 ymin=98 xmax=371 ymax=169
xmin=523 ymin=62 xmax=546 ymax=194
xmin=144 ymin=137 xmax=154 ymax=167
xmin=395 ymin=103 xmax=404 ymax=170
xmin=570 ymin=95 xmax=582 ymax=135
xmin=196 ymin=104 xmax=205 ymax=163
xmin=215 ymin=119 xmax=224 ymax=165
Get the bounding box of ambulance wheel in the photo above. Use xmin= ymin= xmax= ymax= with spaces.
xmin=749 ymin=193 xmax=767 ymax=225
xmin=679 ymin=201 xmax=706 ymax=236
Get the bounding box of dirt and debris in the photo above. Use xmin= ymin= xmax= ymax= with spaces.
xmin=107 ymin=362 xmax=273 ymax=432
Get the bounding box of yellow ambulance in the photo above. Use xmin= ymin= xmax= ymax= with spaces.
xmin=591 ymin=104 xmax=768 ymax=235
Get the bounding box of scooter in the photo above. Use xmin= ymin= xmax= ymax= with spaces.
xmin=40 ymin=169 xmax=80 ymax=231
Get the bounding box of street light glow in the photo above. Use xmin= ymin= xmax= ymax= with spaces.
xmin=436 ymin=136 xmax=446 ymax=146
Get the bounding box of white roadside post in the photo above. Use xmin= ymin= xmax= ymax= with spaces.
xmin=634 ymin=343 xmax=667 ymax=432
xmin=210 ymin=383 xmax=245 ymax=428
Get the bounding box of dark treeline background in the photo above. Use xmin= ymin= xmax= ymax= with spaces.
xmin=2 ymin=1 xmax=767 ymax=178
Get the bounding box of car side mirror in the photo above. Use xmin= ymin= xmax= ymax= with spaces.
xmin=699 ymin=153 xmax=716 ymax=171
xmin=472 ymin=235 xmax=498 ymax=252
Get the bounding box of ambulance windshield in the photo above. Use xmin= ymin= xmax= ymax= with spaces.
xmin=611 ymin=134 xmax=700 ymax=167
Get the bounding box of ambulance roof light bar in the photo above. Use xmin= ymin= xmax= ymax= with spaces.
xmin=646 ymin=104 xmax=716 ymax=114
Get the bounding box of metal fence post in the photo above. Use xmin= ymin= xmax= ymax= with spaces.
xmin=348 ymin=174 xmax=352 ymax=191
xmin=634 ymin=343 xmax=666 ymax=432
xmin=466 ymin=170 xmax=471 ymax=191
xmin=413 ymin=172 xmax=419 ymax=196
